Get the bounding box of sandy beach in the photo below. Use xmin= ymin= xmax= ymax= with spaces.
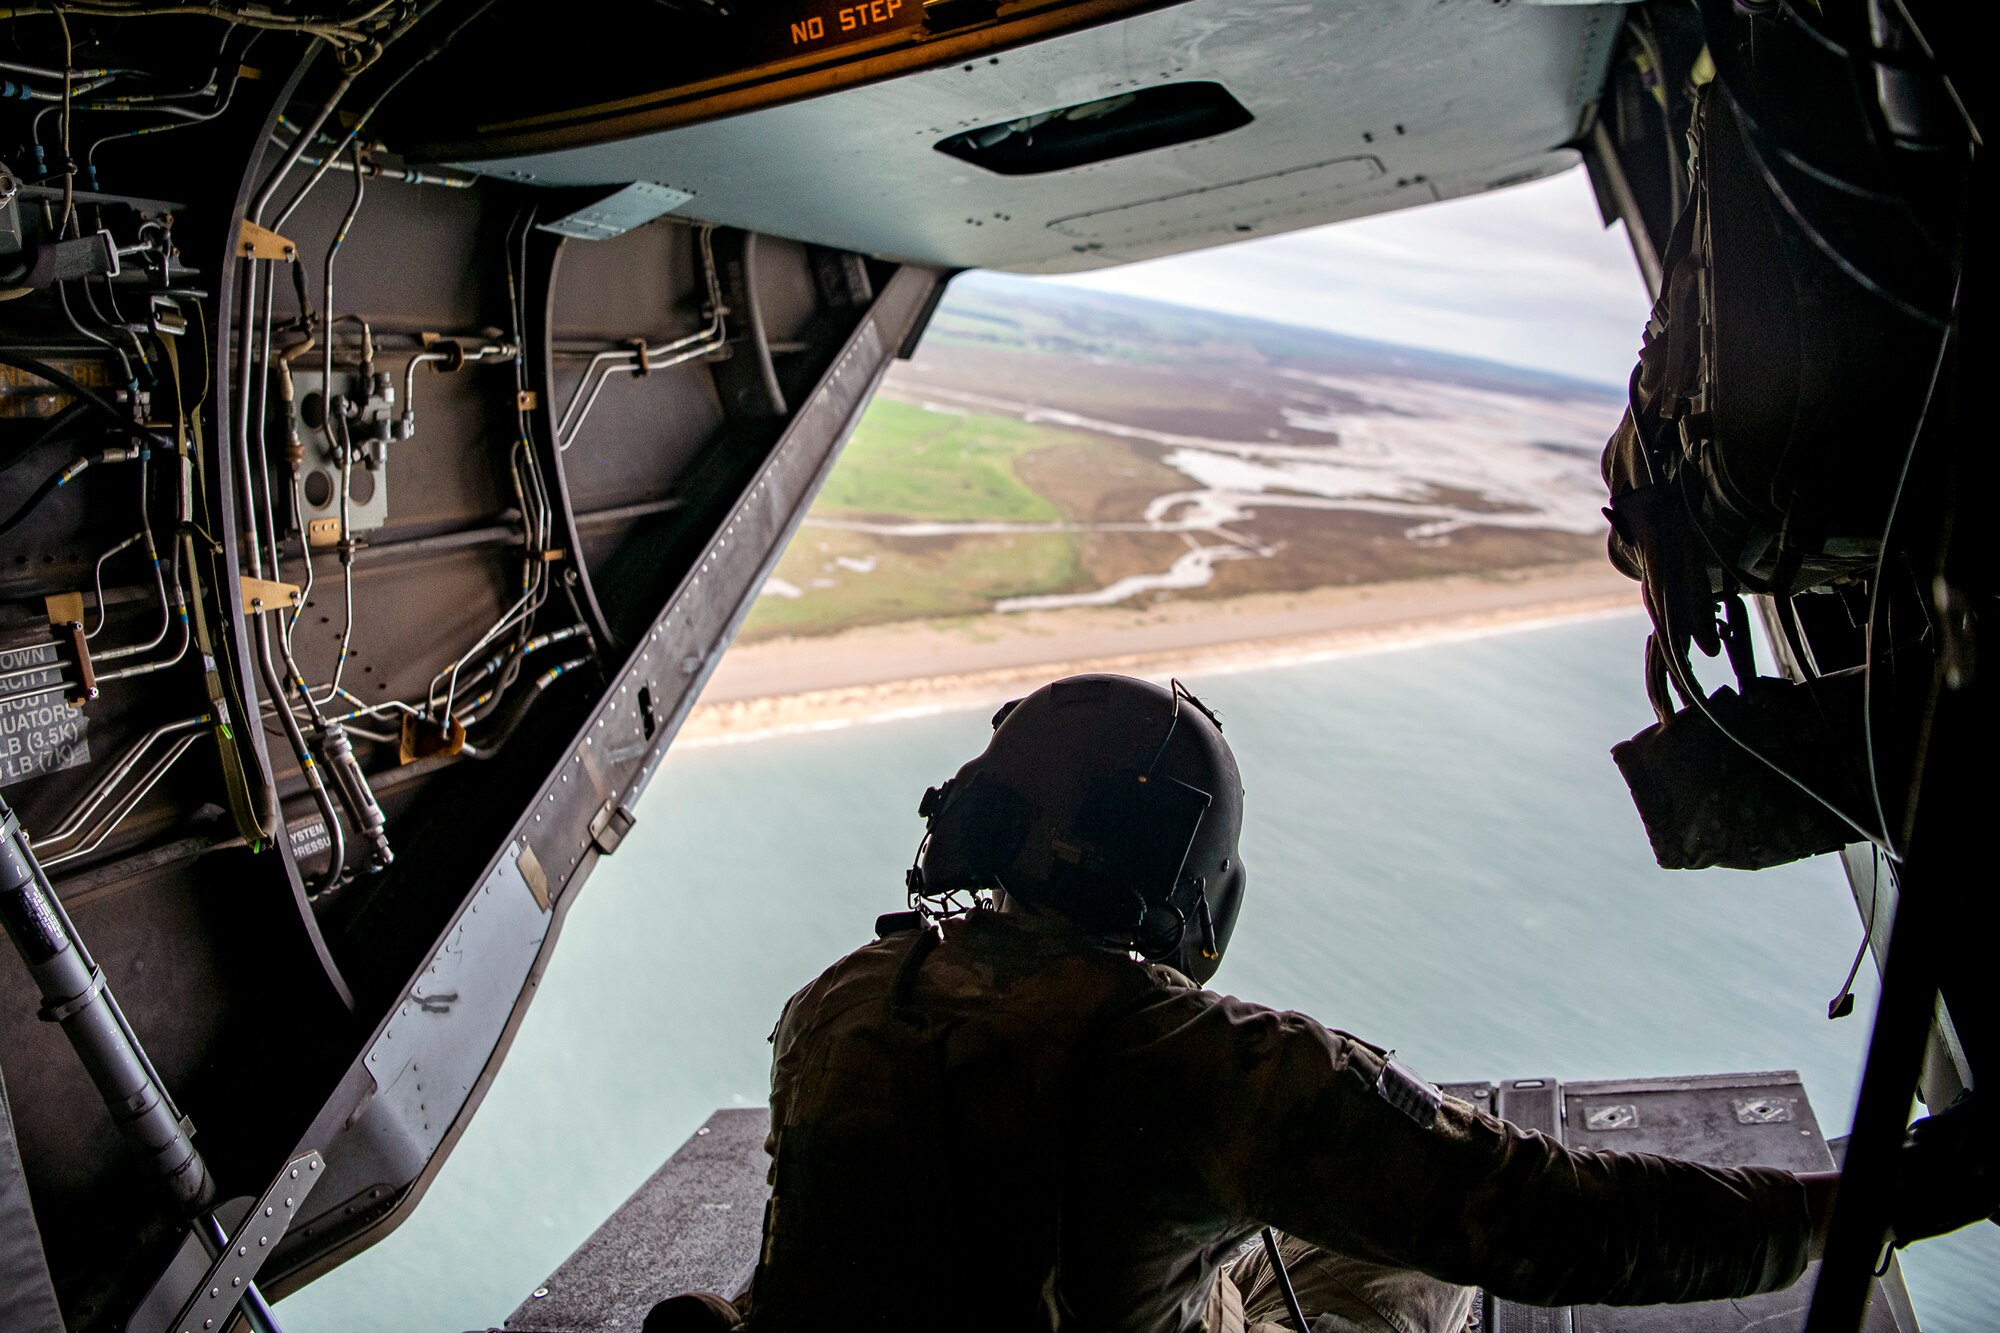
xmin=683 ymin=561 xmax=1639 ymax=745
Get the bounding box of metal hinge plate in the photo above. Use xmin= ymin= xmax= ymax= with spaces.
xmin=588 ymin=801 xmax=635 ymax=856
xmin=163 ymin=1150 xmax=322 ymax=1333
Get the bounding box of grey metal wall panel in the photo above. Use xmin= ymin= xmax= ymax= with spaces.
xmin=0 ymin=1065 xmax=64 ymax=1333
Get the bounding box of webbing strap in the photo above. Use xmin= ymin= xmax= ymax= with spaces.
xmin=162 ymin=335 xmax=268 ymax=850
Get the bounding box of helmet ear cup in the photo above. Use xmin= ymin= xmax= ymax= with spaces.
xmin=1134 ymin=897 xmax=1189 ymax=962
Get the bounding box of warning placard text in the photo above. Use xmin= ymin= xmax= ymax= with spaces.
xmin=0 ymin=643 xmax=91 ymax=785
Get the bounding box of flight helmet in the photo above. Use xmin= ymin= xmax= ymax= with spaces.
xmin=911 ymin=674 xmax=1246 ymax=983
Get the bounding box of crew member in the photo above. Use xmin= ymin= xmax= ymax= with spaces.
xmin=675 ymin=674 xmax=1982 ymax=1333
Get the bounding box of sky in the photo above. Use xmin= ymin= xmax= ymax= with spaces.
xmin=1037 ymin=167 xmax=1655 ymax=389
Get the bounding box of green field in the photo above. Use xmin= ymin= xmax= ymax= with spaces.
xmin=738 ymin=397 xmax=1095 ymax=639
xmin=810 ymin=399 xmax=1065 ymax=523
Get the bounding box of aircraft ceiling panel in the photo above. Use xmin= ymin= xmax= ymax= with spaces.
xmin=460 ymin=0 xmax=1629 ymax=273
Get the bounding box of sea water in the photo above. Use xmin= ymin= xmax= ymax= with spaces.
xmin=278 ymin=611 xmax=1995 ymax=1332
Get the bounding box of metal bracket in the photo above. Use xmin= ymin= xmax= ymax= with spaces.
xmin=165 ymin=1150 xmax=322 ymax=1333
xmin=517 ymin=841 xmax=551 ymax=912
xmin=587 ymin=802 xmax=635 ymax=856
xmin=1734 ymin=1096 xmax=1796 ymax=1125
xmin=43 ymin=593 xmax=97 ymax=705
xmin=34 ymin=965 xmax=104 ymax=1024
xmin=235 ymin=220 xmax=295 ymax=261
xmin=237 ymin=576 xmax=300 ymax=615
xmin=1583 ymin=1103 xmax=1640 ymax=1131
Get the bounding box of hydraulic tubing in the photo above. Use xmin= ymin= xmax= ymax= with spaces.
xmin=255 ymin=613 xmax=349 ymax=896
xmin=320 ymin=720 xmax=392 ymax=869
xmin=0 ymin=795 xmax=212 ymax=1212
xmin=234 ymin=258 xmax=348 ymax=894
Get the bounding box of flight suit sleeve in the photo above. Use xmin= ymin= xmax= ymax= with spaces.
xmin=1140 ymin=994 xmax=1813 ymax=1307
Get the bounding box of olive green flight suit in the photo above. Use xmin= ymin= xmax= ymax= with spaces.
xmin=740 ymin=909 xmax=1810 ymax=1332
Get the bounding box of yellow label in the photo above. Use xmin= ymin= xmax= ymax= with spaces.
xmin=0 ymin=360 xmax=115 ymax=418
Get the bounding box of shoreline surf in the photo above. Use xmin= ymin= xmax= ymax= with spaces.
xmin=685 ymin=563 xmax=1641 ymax=747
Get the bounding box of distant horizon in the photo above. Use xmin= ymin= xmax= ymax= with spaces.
xmin=956 ymin=267 xmax=1629 ymax=398
xmin=1019 ymin=168 xmax=1655 ymax=389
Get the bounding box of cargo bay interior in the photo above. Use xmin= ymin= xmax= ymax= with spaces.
xmin=0 ymin=2 xmax=1984 ymax=1331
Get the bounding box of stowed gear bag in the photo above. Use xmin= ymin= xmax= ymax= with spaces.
xmin=1600 ymin=75 xmax=1944 ymax=870
xmin=1610 ymin=597 xmax=1865 ymax=871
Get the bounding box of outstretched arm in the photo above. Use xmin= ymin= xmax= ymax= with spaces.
xmin=1137 ymin=996 xmax=1819 ymax=1307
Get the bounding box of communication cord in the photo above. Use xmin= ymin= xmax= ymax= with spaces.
xmin=1859 ymin=261 xmax=1962 ymax=860
xmin=1259 ymin=1227 xmax=1309 ymax=1332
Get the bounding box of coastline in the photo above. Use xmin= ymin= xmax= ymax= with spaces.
xmin=682 ymin=562 xmax=1640 ymax=747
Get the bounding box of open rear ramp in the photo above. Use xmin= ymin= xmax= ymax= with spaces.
xmin=504 ymin=1072 xmax=1917 ymax=1332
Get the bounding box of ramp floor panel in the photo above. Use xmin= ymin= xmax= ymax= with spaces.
xmin=505 ymin=1073 xmax=1918 ymax=1332
xmin=506 ymin=1107 xmax=767 ymax=1332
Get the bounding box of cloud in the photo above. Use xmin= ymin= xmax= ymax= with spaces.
xmin=1035 ymin=168 xmax=1655 ymax=387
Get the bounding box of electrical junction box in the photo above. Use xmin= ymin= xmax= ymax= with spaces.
xmin=287 ymin=368 xmax=396 ymax=544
